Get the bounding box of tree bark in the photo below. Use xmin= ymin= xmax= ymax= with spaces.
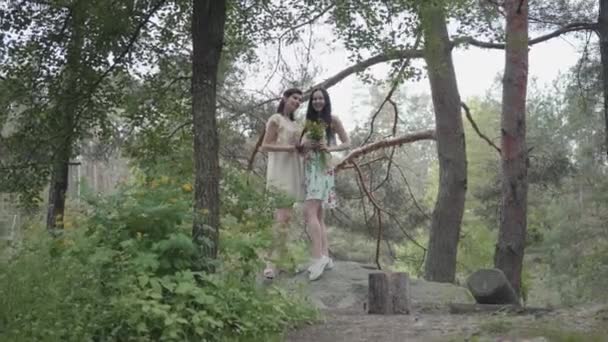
xmin=335 ymin=129 xmax=436 ymax=170
xmin=367 ymin=272 xmax=411 ymax=314
xmin=46 ymin=143 xmax=71 ymax=233
xmin=599 ymin=0 xmax=608 ymax=157
xmin=494 ymin=0 xmax=529 ymax=297
xmin=419 ymin=4 xmax=467 ymax=283
xmin=191 ymin=0 xmax=227 ymax=261
xmin=46 ymin=6 xmax=83 ymax=233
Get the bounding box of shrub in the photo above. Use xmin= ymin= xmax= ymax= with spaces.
xmin=0 ymin=167 xmax=316 ymax=341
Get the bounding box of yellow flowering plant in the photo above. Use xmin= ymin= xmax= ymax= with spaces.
xmin=305 ymin=120 xmax=326 ymax=141
xmin=304 ymin=120 xmax=328 ymax=167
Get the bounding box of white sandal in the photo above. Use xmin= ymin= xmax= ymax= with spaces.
xmin=263 ymin=266 xmax=275 ymax=279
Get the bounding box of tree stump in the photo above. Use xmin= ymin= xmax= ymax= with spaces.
xmin=466 ymin=268 xmax=519 ymax=305
xmin=368 ymin=272 xmax=411 ymax=314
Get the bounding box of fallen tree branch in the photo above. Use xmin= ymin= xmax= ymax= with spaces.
xmin=335 ymin=129 xmax=436 ymax=171
xmin=461 ymin=102 xmax=501 ymax=154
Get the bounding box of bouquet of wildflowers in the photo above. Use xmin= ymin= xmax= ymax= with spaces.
xmin=304 ymin=120 xmax=328 ymax=167
xmin=305 ymin=120 xmax=326 ymax=141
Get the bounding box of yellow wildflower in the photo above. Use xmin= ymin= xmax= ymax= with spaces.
xmin=182 ymin=183 xmax=193 ymax=193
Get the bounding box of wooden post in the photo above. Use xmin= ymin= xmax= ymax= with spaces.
xmin=368 ymin=272 xmax=391 ymax=314
xmin=368 ymin=272 xmax=411 ymax=314
xmin=390 ymin=272 xmax=411 ymax=314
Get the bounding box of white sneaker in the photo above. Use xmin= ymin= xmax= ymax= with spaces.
xmin=325 ymin=257 xmax=334 ymax=270
xmin=308 ymin=256 xmax=329 ymax=281
xmin=307 ymin=255 xmax=331 ymax=271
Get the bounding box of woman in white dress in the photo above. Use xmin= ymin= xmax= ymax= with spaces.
xmin=260 ymin=88 xmax=304 ymax=279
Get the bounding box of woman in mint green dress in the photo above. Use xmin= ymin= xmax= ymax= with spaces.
xmin=300 ymin=88 xmax=350 ymax=281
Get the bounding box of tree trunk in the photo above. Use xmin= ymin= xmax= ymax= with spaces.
xmin=46 ymin=7 xmax=83 ymax=233
xmin=599 ymin=0 xmax=608 ymax=157
xmin=494 ymin=0 xmax=529 ymax=297
xmin=368 ymin=272 xmax=411 ymax=314
xmin=191 ymin=0 xmax=227 ymax=261
xmin=46 ymin=145 xmax=71 ymax=233
xmin=419 ymin=4 xmax=467 ymax=283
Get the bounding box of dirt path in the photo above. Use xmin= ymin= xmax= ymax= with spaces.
xmin=286 ymin=308 xmax=607 ymax=342
xmin=278 ymin=261 xmax=608 ymax=342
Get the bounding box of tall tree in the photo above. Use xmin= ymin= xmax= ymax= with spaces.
xmin=599 ymin=0 xmax=608 ymax=157
xmin=494 ymin=0 xmax=529 ymax=296
xmin=0 ymin=0 xmax=167 ymax=231
xmin=191 ymin=0 xmax=227 ymax=260
xmin=418 ymin=2 xmax=467 ymax=283
xmin=45 ymin=2 xmax=85 ymax=232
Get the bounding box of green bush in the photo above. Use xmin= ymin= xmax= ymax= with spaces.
xmin=0 ymin=168 xmax=316 ymax=341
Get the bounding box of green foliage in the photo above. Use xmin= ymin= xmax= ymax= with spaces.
xmin=0 ymin=167 xmax=316 ymax=341
xmin=456 ymin=218 xmax=496 ymax=276
xmin=394 ymin=230 xmax=427 ymax=277
xmin=304 ymin=120 xmax=327 ymax=141
xmin=0 ymin=0 xmax=163 ymax=207
xmin=0 ymin=229 xmax=108 ymax=342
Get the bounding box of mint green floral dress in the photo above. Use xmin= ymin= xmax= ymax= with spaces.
xmin=303 ymin=136 xmax=337 ymax=209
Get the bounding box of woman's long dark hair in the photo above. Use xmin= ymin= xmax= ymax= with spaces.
xmin=301 ymin=88 xmax=335 ymax=145
xmin=247 ymin=87 xmax=303 ymax=170
xmin=276 ymin=87 xmax=303 ymax=121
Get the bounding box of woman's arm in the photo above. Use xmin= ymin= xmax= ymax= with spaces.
xmin=260 ymin=115 xmax=297 ymax=152
xmin=328 ymin=116 xmax=351 ymax=152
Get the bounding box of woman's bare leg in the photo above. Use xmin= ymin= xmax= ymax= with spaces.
xmin=317 ymin=204 xmax=329 ymax=257
xmin=265 ymin=207 xmax=291 ymax=277
xmin=274 ymin=207 xmax=291 ymax=259
xmin=304 ymin=199 xmax=323 ymax=259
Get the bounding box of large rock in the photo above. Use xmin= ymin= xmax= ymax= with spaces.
xmin=466 ymin=268 xmax=520 ymax=305
xmin=281 ymin=261 xmax=474 ymax=312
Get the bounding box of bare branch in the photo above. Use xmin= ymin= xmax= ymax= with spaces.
xmin=375 ymin=206 xmax=383 ymax=270
xmin=89 ymin=0 xmax=169 ymax=92
xmin=363 ymin=32 xmax=422 ymax=145
xmin=247 ymin=48 xmax=426 ymax=169
xmin=307 ymin=49 xmax=424 ymax=96
xmin=456 ymin=22 xmax=599 ymax=49
xmin=73 ymin=0 xmax=169 ymax=128
xmin=351 ymin=161 xmax=384 ymax=270
xmin=277 ymin=4 xmax=335 ymax=41
xmin=167 ymin=120 xmax=192 ymax=140
xmin=461 ymin=102 xmax=501 ymax=154
xmin=392 ymin=161 xmax=431 ymax=220
xmin=371 ymin=98 xmax=400 ymax=192
xmin=340 ymin=155 xmax=388 ymax=170
xmin=336 ymin=129 xmax=436 ymax=170
xmin=351 ymin=161 xmax=427 ymax=261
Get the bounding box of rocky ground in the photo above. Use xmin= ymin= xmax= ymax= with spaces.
xmin=270 ymin=261 xmax=608 ymax=342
